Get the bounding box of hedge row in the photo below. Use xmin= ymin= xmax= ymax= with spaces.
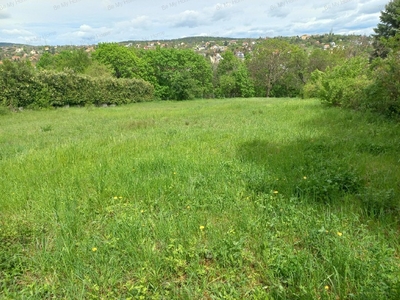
xmin=303 ymin=54 xmax=400 ymax=118
xmin=0 ymin=61 xmax=154 ymax=109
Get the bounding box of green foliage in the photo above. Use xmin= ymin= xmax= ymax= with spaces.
xmin=37 ymin=49 xmax=91 ymax=73
xmin=0 ymin=60 xmax=154 ymax=108
xmin=309 ymin=56 xmax=372 ymax=108
xmin=364 ymin=53 xmax=400 ymax=117
xmin=83 ymin=60 xmax=114 ymax=78
xmin=0 ymin=60 xmax=46 ymax=108
xmin=372 ymin=0 xmax=400 ymax=58
xmin=139 ymin=47 xmax=213 ymax=100
xmin=247 ymin=39 xmax=307 ymax=97
xmin=215 ymin=51 xmax=254 ymax=98
xmin=302 ymin=69 xmax=324 ymax=98
xmin=92 ymin=43 xmax=148 ymax=79
xmin=37 ymin=70 xmax=154 ymax=106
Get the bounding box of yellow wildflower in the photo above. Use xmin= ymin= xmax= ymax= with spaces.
xmin=303 ymin=176 xmax=307 ymax=180
xmin=324 ymin=285 xmax=329 ymax=290
xmin=92 ymin=247 xmax=97 ymax=252
xmin=273 ymin=190 xmax=279 ymax=194
xmin=113 ymin=196 xmax=118 ymax=200
xmin=199 ymin=225 xmax=205 ymax=230
xmin=337 ymin=232 xmax=343 ymax=236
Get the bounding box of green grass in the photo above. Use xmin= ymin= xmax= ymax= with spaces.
xmin=0 ymin=98 xmax=399 ymax=299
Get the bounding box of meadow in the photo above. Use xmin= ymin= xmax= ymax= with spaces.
xmin=0 ymin=98 xmax=399 ymax=299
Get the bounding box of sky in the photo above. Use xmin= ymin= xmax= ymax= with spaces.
xmin=0 ymin=0 xmax=388 ymax=45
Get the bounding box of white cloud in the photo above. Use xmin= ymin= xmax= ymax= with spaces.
xmin=0 ymin=0 xmax=389 ymax=45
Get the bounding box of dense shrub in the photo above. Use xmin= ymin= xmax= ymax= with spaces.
xmin=0 ymin=61 xmax=154 ymax=108
xmin=0 ymin=60 xmax=45 ymax=108
xmin=303 ymin=57 xmax=371 ymax=109
xmin=364 ymin=53 xmax=400 ymax=117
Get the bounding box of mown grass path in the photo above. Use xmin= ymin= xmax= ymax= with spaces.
xmin=1 ymin=98 xmax=399 ymax=299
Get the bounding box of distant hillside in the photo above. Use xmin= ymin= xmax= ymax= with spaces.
xmin=0 ymin=42 xmax=27 ymax=47
xmin=121 ymin=36 xmax=250 ymax=44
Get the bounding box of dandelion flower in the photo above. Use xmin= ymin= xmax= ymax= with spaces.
xmin=324 ymin=285 xmax=329 ymax=290
xmin=337 ymin=232 xmax=342 ymax=236
xmin=92 ymin=247 xmax=97 ymax=252
xmin=273 ymin=190 xmax=279 ymax=194
xmin=113 ymin=196 xmax=118 ymax=200
xmin=303 ymin=176 xmax=307 ymax=180
xmin=199 ymin=225 xmax=205 ymax=230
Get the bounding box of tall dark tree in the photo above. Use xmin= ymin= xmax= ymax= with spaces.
xmin=372 ymin=0 xmax=400 ymax=58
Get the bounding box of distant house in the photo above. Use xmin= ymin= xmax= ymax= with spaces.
xmin=236 ymin=51 xmax=245 ymax=60
xmin=210 ymin=53 xmax=223 ymax=64
xmin=30 ymin=55 xmax=39 ymax=62
xmin=301 ymin=34 xmax=310 ymax=40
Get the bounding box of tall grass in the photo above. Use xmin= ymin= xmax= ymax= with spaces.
xmin=0 ymin=98 xmax=399 ymax=299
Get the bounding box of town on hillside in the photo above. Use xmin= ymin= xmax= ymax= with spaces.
xmin=0 ymin=33 xmax=373 ymax=66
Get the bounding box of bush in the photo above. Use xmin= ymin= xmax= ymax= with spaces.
xmin=317 ymin=57 xmax=371 ymax=108
xmin=0 ymin=60 xmax=43 ymax=108
xmin=364 ymin=53 xmax=400 ymax=118
xmin=0 ymin=61 xmax=154 ymax=108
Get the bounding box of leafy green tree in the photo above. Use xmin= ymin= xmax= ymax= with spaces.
xmin=36 ymin=52 xmax=54 ymax=70
xmin=37 ymin=49 xmax=91 ymax=73
xmin=139 ymin=47 xmax=212 ymax=100
xmin=372 ymin=0 xmax=400 ymax=58
xmin=92 ymin=43 xmax=148 ymax=79
xmin=247 ymin=39 xmax=306 ymax=97
xmin=215 ymin=51 xmax=254 ymax=98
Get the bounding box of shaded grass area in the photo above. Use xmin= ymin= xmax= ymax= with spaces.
xmin=0 ymin=98 xmax=399 ymax=299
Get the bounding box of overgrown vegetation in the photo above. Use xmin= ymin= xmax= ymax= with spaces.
xmin=0 ymin=60 xmax=154 ymax=109
xmin=1 ymin=0 xmax=398 ymax=117
xmin=0 ymin=98 xmax=399 ymax=299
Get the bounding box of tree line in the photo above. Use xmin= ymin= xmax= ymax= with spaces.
xmin=1 ymin=0 xmax=399 ymax=118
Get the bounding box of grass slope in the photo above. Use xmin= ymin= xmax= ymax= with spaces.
xmin=0 ymin=98 xmax=399 ymax=299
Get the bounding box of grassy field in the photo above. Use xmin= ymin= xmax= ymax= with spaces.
xmin=0 ymin=98 xmax=399 ymax=299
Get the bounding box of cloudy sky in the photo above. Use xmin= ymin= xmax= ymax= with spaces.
xmin=0 ymin=0 xmax=388 ymax=45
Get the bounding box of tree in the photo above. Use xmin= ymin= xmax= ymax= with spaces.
xmin=37 ymin=49 xmax=91 ymax=73
xmin=372 ymin=0 xmax=400 ymax=58
xmin=138 ymin=47 xmax=213 ymax=100
xmin=92 ymin=43 xmax=148 ymax=79
xmin=247 ymin=39 xmax=306 ymax=97
xmin=215 ymin=51 xmax=254 ymax=98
